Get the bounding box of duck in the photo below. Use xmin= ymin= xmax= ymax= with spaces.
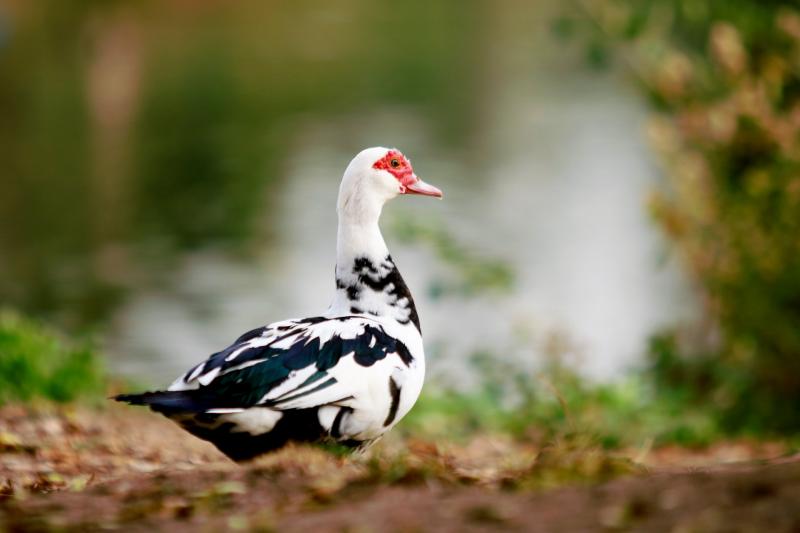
xmin=114 ymin=147 xmax=443 ymax=461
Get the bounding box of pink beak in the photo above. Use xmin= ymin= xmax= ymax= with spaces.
xmin=403 ymin=175 xmax=443 ymax=198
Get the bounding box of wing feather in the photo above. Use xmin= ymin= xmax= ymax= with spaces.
xmin=168 ymin=316 xmax=414 ymax=412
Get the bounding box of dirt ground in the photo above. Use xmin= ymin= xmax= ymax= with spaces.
xmin=0 ymin=405 xmax=798 ymax=532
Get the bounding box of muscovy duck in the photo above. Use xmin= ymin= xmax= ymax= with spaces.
xmin=114 ymin=147 xmax=442 ymax=461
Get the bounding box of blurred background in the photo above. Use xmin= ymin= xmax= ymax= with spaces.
xmin=2 ymin=0 xmax=799 ymax=441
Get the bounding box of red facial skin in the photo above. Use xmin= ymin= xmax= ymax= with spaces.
xmin=372 ymin=149 xmax=443 ymax=198
xmin=372 ymin=150 xmax=417 ymax=191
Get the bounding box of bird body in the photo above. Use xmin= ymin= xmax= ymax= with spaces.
xmin=115 ymin=147 xmax=442 ymax=461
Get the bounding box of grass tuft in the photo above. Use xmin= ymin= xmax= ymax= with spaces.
xmin=0 ymin=310 xmax=106 ymax=405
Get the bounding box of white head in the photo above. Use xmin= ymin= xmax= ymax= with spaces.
xmin=337 ymin=147 xmax=442 ymax=225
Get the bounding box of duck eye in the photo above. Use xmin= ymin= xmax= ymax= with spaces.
xmin=390 ymin=158 xmax=400 ymax=168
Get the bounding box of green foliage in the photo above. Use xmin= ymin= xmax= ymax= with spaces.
xmin=0 ymin=310 xmax=106 ymax=404
xmin=566 ymin=0 xmax=800 ymax=434
xmin=390 ymin=216 xmax=515 ymax=297
xmin=133 ymin=44 xmax=277 ymax=251
xmin=403 ymin=355 xmax=723 ymax=449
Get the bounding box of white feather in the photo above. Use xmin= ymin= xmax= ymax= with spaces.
xmin=219 ymin=408 xmax=284 ymax=435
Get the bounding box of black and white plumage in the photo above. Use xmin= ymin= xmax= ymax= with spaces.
xmin=114 ymin=147 xmax=443 ymax=461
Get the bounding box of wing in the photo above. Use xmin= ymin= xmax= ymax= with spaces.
xmin=168 ymin=316 xmax=414 ymax=412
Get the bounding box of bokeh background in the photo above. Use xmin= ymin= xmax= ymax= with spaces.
xmin=2 ymin=0 xmax=799 ymax=442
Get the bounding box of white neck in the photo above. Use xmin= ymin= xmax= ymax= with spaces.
xmin=336 ymin=216 xmax=388 ymax=268
xmin=333 ymin=165 xmax=391 ymax=285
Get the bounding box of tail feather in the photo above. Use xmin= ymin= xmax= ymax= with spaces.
xmin=113 ymin=392 xmax=365 ymax=462
xmin=113 ymin=390 xmax=211 ymax=415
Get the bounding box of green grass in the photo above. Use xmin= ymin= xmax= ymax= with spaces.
xmin=0 ymin=310 xmax=106 ymax=404
xmin=402 ymin=361 xmax=725 ymax=450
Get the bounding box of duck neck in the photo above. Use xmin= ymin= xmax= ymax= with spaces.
xmin=329 ymin=210 xmax=420 ymax=332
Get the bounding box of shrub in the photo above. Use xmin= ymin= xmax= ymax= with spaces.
xmin=0 ymin=310 xmax=106 ymax=404
xmin=567 ymin=0 xmax=800 ymax=433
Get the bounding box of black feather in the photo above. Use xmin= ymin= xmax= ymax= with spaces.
xmin=113 ymin=391 xmax=213 ymax=415
xmin=113 ymin=315 xmax=415 ymax=461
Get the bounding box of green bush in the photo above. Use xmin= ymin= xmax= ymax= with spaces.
xmin=0 ymin=310 xmax=106 ymax=404
xmin=565 ymin=0 xmax=800 ymax=434
xmin=403 ymin=355 xmax=722 ymax=449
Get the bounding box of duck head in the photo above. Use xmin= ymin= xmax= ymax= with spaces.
xmin=337 ymin=147 xmax=442 ymax=223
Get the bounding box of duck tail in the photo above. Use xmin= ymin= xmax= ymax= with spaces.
xmin=112 ymin=390 xmax=209 ymax=415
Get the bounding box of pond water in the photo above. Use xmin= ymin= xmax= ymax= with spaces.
xmin=105 ymin=19 xmax=696 ymax=385
xmin=1 ymin=0 xmax=697 ymax=386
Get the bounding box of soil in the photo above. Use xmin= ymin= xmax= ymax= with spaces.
xmin=0 ymin=405 xmax=798 ymax=532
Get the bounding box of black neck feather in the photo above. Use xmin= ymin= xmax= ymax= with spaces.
xmin=335 ymin=255 xmax=421 ymax=332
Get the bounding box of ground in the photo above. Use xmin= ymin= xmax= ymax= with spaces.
xmin=0 ymin=405 xmax=798 ymax=532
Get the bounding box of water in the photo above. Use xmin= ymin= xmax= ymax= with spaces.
xmin=107 ymin=58 xmax=696 ymax=385
xmin=0 ymin=0 xmax=697 ymax=386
